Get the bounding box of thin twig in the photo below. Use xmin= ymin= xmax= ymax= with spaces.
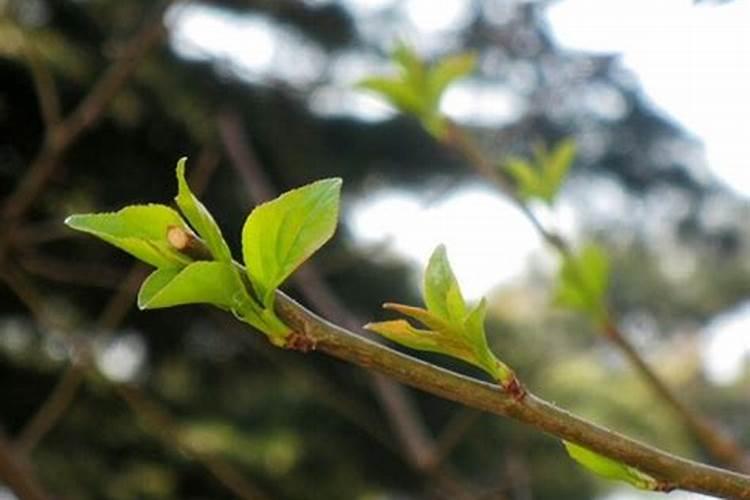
xmin=22 ymin=42 xmax=61 ymax=130
xmin=442 ymin=121 xmax=750 ymax=472
xmin=13 ymin=148 xmax=220 ymax=454
xmin=1 ymin=0 xmax=172 ymax=231
xmin=115 ymin=384 xmax=270 ymax=500
xmin=0 ymin=435 xmax=53 ymax=500
xmin=18 ymin=253 xmax=126 ymax=289
xmin=211 ymin=311 xmax=397 ymax=453
xmin=5 ymin=266 xmax=270 ymax=499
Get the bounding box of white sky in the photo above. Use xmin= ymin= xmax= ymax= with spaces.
xmin=168 ymin=0 xmax=750 ymax=385
xmin=547 ymin=0 xmax=750 ymax=197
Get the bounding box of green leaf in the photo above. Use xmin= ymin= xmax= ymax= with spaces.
xmin=424 ymin=245 xmax=467 ymax=323
xmin=427 ymin=52 xmax=477 ymax=109
xmin=65 ymin=205 xmax=192 ymax=268
xmin=175 ymin=158 xmax=232 ymax=262
xmin=241 ymin=178 xmax=342 ymax=307
xmin=504 ymin=139 xmax=576 ymax=205
xmin=541 ymin=139 xmax=576 ymax=203
xmin=367 ymin=245 xmax=514 ymax=384
xmin=464 ymin=298 xmax=489 ymax=350
xmin=505 ymin=158 xmax=542 ymax=202
xmin=358 ymin=77 xmax=427 ymax=117
xmin=357 ymin=45 xmax=475 ymax=140
xmin=555 ymin=243 xmax=610 ymax=320
xmin=563 ymin=441 xmax=659 ymax=490
xmin=393 ymin=42 xmax=425 ymax=83
xmin=137 ymin=261 xmax=241 ymax=310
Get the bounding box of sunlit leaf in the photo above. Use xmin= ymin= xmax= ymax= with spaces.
xmin=367 ymin=245 xmax=514 ymax=384
xmin=65 ymin=205 xmax=191 ymax=268
xmin=241 ymin=178 xmax=342 ymax=307
xmin=138 ymin=261 xmax=240 ymax=310
xmin=424 ymin=244 xmax=467 ymax=323
xmin=357 ymin=77 xmax=426 ymax=116
xmin=506 ymin=158 xmax=542 ymax=201
xmin=358 ymin=45 xmax=475 ymax=139
xmin=555 ymin=243 xmax=610 ymax=321
xmin=504 ymin=139 xmax=576 ymax=205
xmin=542 ymin=139 xmax=576 ymax=202
xmin=563 ymin=441 xmax=659 ymax=490
xmin=427 ymin=52 xmax=477 ymax=108
xmin=175 ymin=158 xmax=232 ymax=262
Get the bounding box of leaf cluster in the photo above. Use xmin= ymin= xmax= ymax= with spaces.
xmin=366 ymin=245 xmax=514 ymax=385
xmin=66 ymin=159 xmax=341 ymax=344
xmin=358 ymin=43 xmax=476 ymax=138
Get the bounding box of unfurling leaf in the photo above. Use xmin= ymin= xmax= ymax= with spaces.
xmin=358 ymin=43 xmax=476 ymax=139
xmin=563 ymin=441 xmax=659 ymax=490
xmin=65 ymin=205 xmax=192 ymax=269
xmin=242 ymin=178 xmax=342 ymax=308
xmin=554 ymin=242 xmax=610 ymax=322
xmin=504 ymin=139 xmax=576 ymax=205
xmin=175 ymin=158 xmax=232 ymax=262
xmin=366 ymin=245 xmax=514 ymax=385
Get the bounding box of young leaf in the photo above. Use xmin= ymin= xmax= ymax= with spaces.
xmin=241 ymin=178 xmax=342 ymax=307
xmin=554 ymin=243 xmax=610 ymax=321
xmin=65 ymin=205 xmax=192 ymax=268
xmin=563 ymin=441 xmax=659 ymax=490
xmin=427 ymin=52 xmax=477 ymax=109
xmin=424 ymin=244 xmax=467 ymax=323
xmin=504 ymin=139 xmax=576 ymax=205
xmin=365 ymin=319 xmax=476 ymax=365
xmin=137 ymin=261 xmax=241 ymax=310
xmin=366 ymin=245 xmax=515 ymax=385
xmin=541 ymin=139 xmax=576 ymax=203
xmin=358 ymin=45 xmax=475 ymax=139
xmin=505 ymin=158 xmax=541 ymax=202
xmin=358 ymin=77 xmax=426 ymax=117
xmin=175 ymin=158 xmax=232 ymax=262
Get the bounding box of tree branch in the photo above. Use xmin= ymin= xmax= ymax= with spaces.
xmin=271 ymin=290 xmax=750 ymax=498
xmin=0 ymin=435 xmax=53 ymax=500
xmin=442 ymin=121 xmax=750 ymax=473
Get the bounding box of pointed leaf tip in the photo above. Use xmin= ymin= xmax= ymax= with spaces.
xmin=424 ymin=244 xmax=466 ymax=323
xmin=174 ymin=158 xmax=232 ymax=262
xmin=63 ymin=205 xmax=191 ymax=268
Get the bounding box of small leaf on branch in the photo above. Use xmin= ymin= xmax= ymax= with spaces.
xmin=137 ymin=261 xmax=241 ymax=310
xmin=175 ymin=158 xmax=232 ymax=262
xmin=65 ymin=205 xmax=192 ymax=268
xmin=504 ymin=139 xmax=576 ymax=205
xmin=554 ymin=242 xmax=610 ymax=322
xmin=563 ymin=441 xmax=660 ymax=490
xmin=241 ymin=178 xmax=342 ymax=309
xmin=366 ymin=245 xmax=516 ymax=386
xmin=358 ymin=43 xmax=476 ymax=139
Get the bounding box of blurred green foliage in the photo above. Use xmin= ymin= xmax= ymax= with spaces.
xmin=1 ymin=1 xmax=750 ymax=499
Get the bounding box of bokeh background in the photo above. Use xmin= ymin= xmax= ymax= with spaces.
xmin=1 ymin=1 xmax=749 ymax=499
